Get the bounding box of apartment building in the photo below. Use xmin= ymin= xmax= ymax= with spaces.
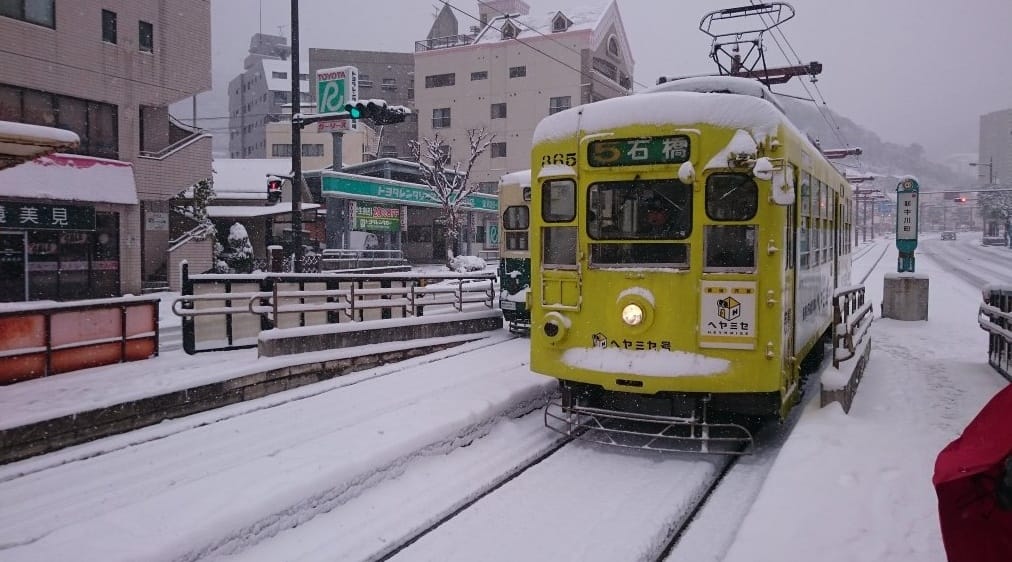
xmin=0 ymin=0 xmax=212 ymax=300
xmin=978 ymin=108 xmax=1012 ymax=187
xmin=414 ymin=0 xmax=634 ymax=193
xmin=228 ymin=33 xmax=311 ymax=159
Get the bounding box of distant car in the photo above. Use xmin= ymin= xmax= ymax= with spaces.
xmin=941 ymin=231 xmax=957 ymax=241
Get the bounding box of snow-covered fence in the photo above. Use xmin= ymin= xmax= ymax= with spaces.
xmin=978 ymin=285 xmax=1012 ymax=382
xmin=821 ymin=284 xmax=873 ymax=413
xmin=172 ymin=263 xmax=496 ymax=354
xmin=320 ymin=249 xmax=409 ymax=271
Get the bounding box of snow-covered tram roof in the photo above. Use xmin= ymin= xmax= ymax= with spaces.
xmin=646 ymin=76 xmax=787 ymax=114
xmin=532 ymin=88 xmax=789 ymax=146
xmin=499 ymin=169 xmax=532 ymax=187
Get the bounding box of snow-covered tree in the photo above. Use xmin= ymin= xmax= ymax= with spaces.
xmin=410 ymin=128 xmax=494 ymax=264
xmin=978 ymin=187 xmax=1012 ymax=220
xmin=220 ymin=222 xmax=254 ymax=273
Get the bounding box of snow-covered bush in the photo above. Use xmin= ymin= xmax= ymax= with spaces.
xmin=449 ymin=255 xmax=486 ymax=272
xmin=218 ymin=222 xmax=254 ymax=273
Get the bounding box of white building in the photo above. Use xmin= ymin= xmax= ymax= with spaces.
xmin=978 ymin=108 xmax=1012 ymax=186
xmin=414 ymin=0 xmax=634 ymax=192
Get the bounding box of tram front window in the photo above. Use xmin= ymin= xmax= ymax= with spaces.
xmin=587 ymin=179 xmax=691 ymax=240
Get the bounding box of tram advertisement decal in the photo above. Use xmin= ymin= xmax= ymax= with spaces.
xmin=699 ymin=280 xmax=757 ymax=350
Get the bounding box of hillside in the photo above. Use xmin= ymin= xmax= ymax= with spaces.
xmin=778 ymin=97 xmax=973 ymax=191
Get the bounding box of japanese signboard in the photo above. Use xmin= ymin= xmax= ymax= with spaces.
xmin=587 ymin=135 xmax=691 ymax=167
xmin=895 ymin=182 xmax=919 ymax=241
xmin=354 ymin=203 xmax=400 ymax=232
xmin=699 ymin=280 xmax=757 ymax=349
xmin=316 ymin=65 xmax=358 ymax=132
xmin=0 ymin=202 xmax=95 ymax=231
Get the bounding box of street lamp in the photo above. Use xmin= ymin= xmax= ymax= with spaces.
xmin=970 ymin=157 xmax=994 ymax=185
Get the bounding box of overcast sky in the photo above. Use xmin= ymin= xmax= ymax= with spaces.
xmin=201 ymin=0 xmax=1012 ymax=160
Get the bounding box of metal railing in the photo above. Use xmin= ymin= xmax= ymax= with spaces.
xmin=172 ymin=262 xmax=496 ymax=354
xmin=979 ymin=286 xmax=1012 ymax=381
xmin=832 ymin=284 xmax=873 ymax=368
xmin=321 ymin=249 xmax=409 ymax=271
xmin=415 ymin=34 xmax=474 ymax=51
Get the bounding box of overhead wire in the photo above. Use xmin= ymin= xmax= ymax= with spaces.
xmin=747 ymin=0 xmax=860 ymax=167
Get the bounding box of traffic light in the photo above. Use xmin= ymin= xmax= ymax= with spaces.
xmin=954 ymin=197 xmax=967 ymax=203
xmin=343 ymin=99 xmax=410 ymax=125
xmin=267 ymin=176 xmax=283 ymax=204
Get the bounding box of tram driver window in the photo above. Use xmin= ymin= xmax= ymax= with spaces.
xmin=705 ymin=173 xmax=758 ymax=221
xmin=542 ymin=179 xmax=575 ymax=222
xmin=704 ymin=225 xmax=756 ymax=271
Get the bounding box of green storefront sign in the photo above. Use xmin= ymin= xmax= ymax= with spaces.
xmin=354 ymin=203 xmax=400 ymax=232
xmin=323 ymin=174 xmax=498 ymax=212
xmin=0 ymin=202 xmax=95 ymax=231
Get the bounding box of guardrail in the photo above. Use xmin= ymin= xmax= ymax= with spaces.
xmin=0 ymin=296 xmax=159 ymax=384
xmin=979 ymin=286 xmax=1012 ymax=381
xmin=821 ymin=284 xmax=873 ymax=413
xmin=173 ymin=262 xmax=496 ymax=354
xmin=321 ymin=249 xmax=409 ymax=271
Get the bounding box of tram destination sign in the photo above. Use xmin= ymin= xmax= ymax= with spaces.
xmin=587 ymin=135 xmax=690 ymax=167
xmin=0 ymin=202 xmax=95 ymax=231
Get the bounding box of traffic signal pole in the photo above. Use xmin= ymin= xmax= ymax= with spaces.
xmin=289 ymin=0 xmax=303 ymax=272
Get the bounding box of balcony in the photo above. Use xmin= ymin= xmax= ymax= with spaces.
xmin=415 ymin=34 xmax=474 ymax=52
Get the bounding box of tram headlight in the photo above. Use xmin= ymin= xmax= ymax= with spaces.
xmin=621 ymin=303 xmax=644 ymax=326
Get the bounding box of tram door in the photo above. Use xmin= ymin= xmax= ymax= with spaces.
xmin=0 ymin=232 xmax=27 ymax=302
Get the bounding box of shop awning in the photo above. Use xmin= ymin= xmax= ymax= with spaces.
xmin=0 ymin=121 xmax=80 ymax=171
xmin=0 ymin=152 xmax=138 ymax=205
xmin=206 ymin=203 xmax=320 ymax=218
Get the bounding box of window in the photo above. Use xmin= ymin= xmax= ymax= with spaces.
xmin=542 ymin=179 xmax=576 ymax=222
xmin=138 ymin=20 xmax=153 ymax=52
xmin=549 ymin=96 xmax=571 ymax=115
xmin=424 ymin=73 xmax=456 ymax=88
xmin=503 ymin=206 xmax=529 ymax=230
xmin=432 ymin=107 xmax=451 ymax=129
xmin=704 ymin=225 xmax=756 ymax=271
xmin=272 ymin=144 xmax=292 ymax=157
xmin=705 ymin=174 xmax=758 ymax=221
xmin=359 ymin=74 xmax=373 ymax=88
xmin=505 ymin=231 xmax=528 ymax=251
xmin=608 ymin=35 xmax=620 ymax=57
xmin=101 ymin=9 xmax=117 ymax=43
xmin=477 ymin=181 xmax=498 ymax=194
xmin=490 ymin=142 xmax=507 ymax=158
xmin=509 ymin=66 xmax=526 ymax=78
xmin=302 ymin=144 xmax=323 ymax=157
xmin=501 ymin=21 xmax=518 ymax=39
xmin=470 ymin=71 xmax=488 ymax=81
xmin=1 ymin=84 xmax=119 ymax=159
xmin=272 ymin=71 xmax=287 ymax=79
xmin=380 ymin=145 xmax=397 ymax=158
xmin=490 ymin=103 xmax=507 ymax=119
xmin=381 ymin=78 xmax=396 ymax=90
xmin=298 ymin=73 xmax=307 ymax=80
xmin=552 ymin=15 xmax=570 ymax=33
xmin=587 ymin=179 xmax=692 ymax=240
xmin=542 ymin=227 xmax=577 ymax=267
xmin=0 ymin=0 xmax=54 ymax=27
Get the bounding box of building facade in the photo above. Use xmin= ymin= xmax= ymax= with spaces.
xmin=978 ymin=108 xmax=1012 ymax=187
xmin=227 ymin=33 xmax=311 ymax=160
xmin=413 ymin=0 xmax=634 ymax=192
xmin=0 ymin=0 xmax=212 ymax=300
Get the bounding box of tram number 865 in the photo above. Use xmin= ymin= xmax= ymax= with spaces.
xmin=540 ymin=152 xmax=577 ymax=167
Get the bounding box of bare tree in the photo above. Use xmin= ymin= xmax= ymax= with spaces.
xmin=410 ymin=128 xmax=494 ymax=264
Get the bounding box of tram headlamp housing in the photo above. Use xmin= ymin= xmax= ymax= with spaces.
xmin=621 ymin=303 xmax=644 ymax=326
xmin=542 ymin=312 xmax=570 ymax=345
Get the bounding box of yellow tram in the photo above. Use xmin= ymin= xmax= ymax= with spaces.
xmin=529 ymin=77 xmax=853 ymax=451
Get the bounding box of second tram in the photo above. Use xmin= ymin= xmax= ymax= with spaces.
xmin=497 ymin=169 xmax=532 ymax=333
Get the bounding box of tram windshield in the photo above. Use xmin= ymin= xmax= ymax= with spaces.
xmin=587 ymin=179 xmax=691 ymax=240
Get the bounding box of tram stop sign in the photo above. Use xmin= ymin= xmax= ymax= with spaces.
xmin=895 ymin=177 xmax=920 ymax=272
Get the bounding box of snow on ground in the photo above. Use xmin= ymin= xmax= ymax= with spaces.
xmin=0 ymin=238 xmax=1009 ymax=561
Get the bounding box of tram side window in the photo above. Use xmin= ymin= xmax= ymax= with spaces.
xmin=800 ymin=217 xmax=810 ymax=269
xmin=542 ymin=227 xmax=577 ymax=267
xmin=705 ymin=173 xmax=758 ymax=221
xmin=801 ymin=172 xmax=811 ymax=218
xmin=542 ymin=179 xmax=576 ymax=222
xmin=505 ymin=232 xmax=528 ymax=251
xmin=704 ymin=225 xmax=756 ymax=271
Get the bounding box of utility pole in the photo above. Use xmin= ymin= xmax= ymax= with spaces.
xmin=289 ymin=0 xmax=303 ymax=272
